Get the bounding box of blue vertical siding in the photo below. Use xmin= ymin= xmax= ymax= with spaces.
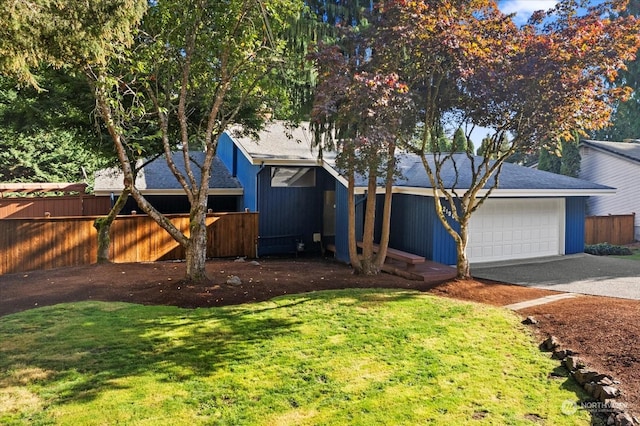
xmin=431 ymin=198 xmax=460 ymax=265
xmin=258 ymin=166 xmax=334 ymax=255
xmin=565 ymin=197 xmax=587 ymax=254
xmin=217 ymin=133 xmax=234 ymax=169
xmin=334 ymin=182 xmax=350 ymax=262
xmin=387 ymin=194 xmax=458 ymax=265
xmin=218 ymin=133 xmax=260 ymax=211
xmin=237 ymin=156 xmax=260 ymax=212
xmin=388 ymin=194 xmax=433 ymax=259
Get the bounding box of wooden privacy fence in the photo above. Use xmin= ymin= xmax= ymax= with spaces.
xmin=0 ymin=212 xmax=258 ymax=275
xmin=584 ymin=214 xmax=636 ymax=245
xmin=0 ymin=195 xmax=111 ymax=218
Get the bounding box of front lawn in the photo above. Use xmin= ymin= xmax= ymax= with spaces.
xmin=0 ymin=289 xmax=588 ymax=425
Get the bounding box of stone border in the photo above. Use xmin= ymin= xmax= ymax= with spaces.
xmin=533 ymin=326 xmax=638 ymax=426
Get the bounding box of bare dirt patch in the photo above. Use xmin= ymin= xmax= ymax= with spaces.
xmin=1 ymin=257 xmax=638 ymax=416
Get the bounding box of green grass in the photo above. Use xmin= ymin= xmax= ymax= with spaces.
xmin=0 ymin=289 xmax=589 ymax=425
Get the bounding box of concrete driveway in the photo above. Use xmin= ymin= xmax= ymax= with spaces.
xmin=471 ymin=253 xmax=640 ymax=300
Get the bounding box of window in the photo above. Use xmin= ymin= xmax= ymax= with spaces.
xmin=270 ymin=167 xmax=316 ymax=187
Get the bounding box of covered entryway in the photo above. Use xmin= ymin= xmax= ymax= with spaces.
xmin=468 ymin=198 xmax=564 ymax=263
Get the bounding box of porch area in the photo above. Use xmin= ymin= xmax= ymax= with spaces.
xmin=381 ymin=258 xmax=457 ymax=284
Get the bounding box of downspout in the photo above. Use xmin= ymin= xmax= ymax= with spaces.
xmin=355 ymin=190 xmax=368 ymax=207
xmin=256 ymin=162 xmax=265 ymax=211
xmin=256 ymin=162 xmax=265 ymax=257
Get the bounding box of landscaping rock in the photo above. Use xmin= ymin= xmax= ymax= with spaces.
xmin=564 ymin=355 xmax=586 ymax=371
xmin=250 ymin=260 xmax=261 ymax=266
xmin=522 ymin=316 xmax=538 ymax=325
xmin=226 ymin=275 xmax=242 ymax=286
xmin=573 ymin=368 xmax=600 ymax=385
xmin=541 ymin=335 xmax=561 ymax=351
xmin=611 ymin=412 xmax=635 ymax=426
xmin=597 ymin=385 xmax=621 ymax=402
xmin=599 ymin=377 xmax=615 ymax=386
xmin=234 ymin=257 xmax=246 ymax=263
xmin=552 ymin=349 xmax=568 ymax=360
xmin=584 ymin=382 xmax=597 ymax=397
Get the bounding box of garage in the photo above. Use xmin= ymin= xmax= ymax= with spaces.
xmin=468 ymin=198 xmax=564 ymax=263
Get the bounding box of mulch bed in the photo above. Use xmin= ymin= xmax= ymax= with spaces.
xmin=1 ymin=257 xmax=638 ymax=417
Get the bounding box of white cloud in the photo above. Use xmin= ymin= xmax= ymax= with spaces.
xmin=498 ymin=0 xmax=558 ymax=24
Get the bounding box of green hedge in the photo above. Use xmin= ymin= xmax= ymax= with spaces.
xmin=584 ymin=243 xmax=632 ymax=256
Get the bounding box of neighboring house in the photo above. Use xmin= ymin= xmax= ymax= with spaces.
xmin=218 ymin=122 xmax=614 ymax=264
xmin=94 ymin=152 xmax=243 ymax=214
xmin=579 ymin=139 xmax=640 ymax=241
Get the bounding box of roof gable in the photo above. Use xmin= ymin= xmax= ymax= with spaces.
xmin=94 ymin=152 xmax=242 ymax=195
xmin=580 ymin=139 xmax=640 ymax=164
xmin=227 ymin=121 xmax=335 ymax=165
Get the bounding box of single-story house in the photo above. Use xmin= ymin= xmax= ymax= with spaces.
xmin=217 ymin=122 xmax=614 ymax=264
xmin=579 ymin=139 xmax=640 ymax=240
xmin=94 ymin=152 xmax=243 ymax=214
xmin=94 ymin=123 xmax=614 ymax=264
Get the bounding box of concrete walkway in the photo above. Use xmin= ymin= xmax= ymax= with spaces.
xmin=472 ymin=253 xmax=640 ymax=300
xmin=504 ymin=293 xmax=579 ymax=310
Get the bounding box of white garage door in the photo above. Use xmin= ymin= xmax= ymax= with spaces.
xmin=468 ymin=198 xmax=563 ymax=263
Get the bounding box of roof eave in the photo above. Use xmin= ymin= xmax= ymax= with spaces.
xmin=351 ymin=186 xmax=616 ymax=197
xmin=250 ymin=158 xmax=325 ymax=166
xmin=94 ymin=188 xmax=244 ymax=197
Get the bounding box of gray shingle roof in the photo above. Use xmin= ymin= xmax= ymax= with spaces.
xmin=229 ymin=121 xmax=336 ymax=163
xmin=354 ymin=153 xmax=613 ymax=192
xmin=94 ymin=152 xmax=242 ymax=194
xmin=580 ymin=139 xmax=640 ymax=164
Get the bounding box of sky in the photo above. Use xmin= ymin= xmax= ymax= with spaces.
xmin=498 ymin=0 xmax=560 ymax=24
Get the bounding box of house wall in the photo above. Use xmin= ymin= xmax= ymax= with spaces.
xmin=580 ymin=146 xmax=640 ymax=240
xmin=257 ymin=166 xmax=335 ymax=256
xmin=334 ymin=182 xmax=350 ymax=262
xmin=565 ymin=197 xmax=587 ymax=254
xmin=333 ymin=182 xmax=366 ymax=263
xmin=378 ymin=193 xmax=457 ymax=265
xmin=387 ymin=194 xmax=460 ymax=264
xmin=388 ymin=194 xmax=433 ymax=259
xmin=218 ymin=132 xmax=261 ymax=211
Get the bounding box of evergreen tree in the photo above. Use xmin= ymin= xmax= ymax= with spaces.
xmin=538 ymin=146 xmax=561 ymax=174
xmin=560 ymin=136 xmax=581 ymax=178
xmin=592 ymin=0 xmax=640 ymax=141
xmin=537 ymin=134 xmax=581 ymax=177
xmin=452 ymin=127 xmax=473 ymax=153
xmin=0 ymin=70 xmax=112 ymax=183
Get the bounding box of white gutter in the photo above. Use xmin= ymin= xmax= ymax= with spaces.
xmin=348 ymin=185 xmax=616 ymax=197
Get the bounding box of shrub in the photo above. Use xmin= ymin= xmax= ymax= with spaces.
xmin=584 ymin=242 xmax=632 ymax=256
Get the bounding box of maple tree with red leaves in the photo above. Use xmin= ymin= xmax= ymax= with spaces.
xmin=312 ymin=0 xmax=640 ymax=279
xmin=311 ymin=44 xmax=415 ymax=275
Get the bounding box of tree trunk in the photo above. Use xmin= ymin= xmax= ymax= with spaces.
xmin=456 ymin=219 xmax=471 ymax=279
xmin=373 ymin=143 xmax=396 ymax=271
xmin=359 ymin=172 xmax=380 ymax=275
xmin=347 ymin=151 xmax=363 ymax=272
xmin=93 ymin=188 xmax=130 ymax=263
xmin=185 ymin=202 xmax=209 ymax=282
